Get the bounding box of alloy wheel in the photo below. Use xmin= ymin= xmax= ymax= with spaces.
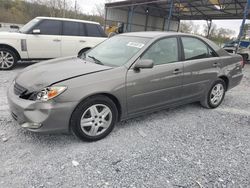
xmin=0 ymin=50 xmax=15 ymax=69
xmin=210 ymin=83 xmax=224 ymax=106
xmin=80 ymin=104 xmax=112 ymax=136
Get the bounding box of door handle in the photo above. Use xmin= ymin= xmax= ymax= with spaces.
xmin=53 ymin=39 xmax=61 ymax=42
xmin=213 ymin=62 xmax=220 ymax=67
xmin=173 ymin=69 xmax=182 ymax=74
xmin=79 ymin=40 xmax=86 ymax=43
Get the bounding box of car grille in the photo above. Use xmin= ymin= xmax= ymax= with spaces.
xmin=14 ymin=83 xmax=27 ymax=96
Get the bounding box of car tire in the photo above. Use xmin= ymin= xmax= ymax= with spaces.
xmin=200 ymin=79 xmax=226 ymax=109
xmin=70 ymin=95 xmax=118 ymax=142
xmin=0 ymin=48 xmax=18 ymax=70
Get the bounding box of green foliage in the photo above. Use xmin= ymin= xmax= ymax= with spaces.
xmin=0 ymin=0 xmax=104 ymax=24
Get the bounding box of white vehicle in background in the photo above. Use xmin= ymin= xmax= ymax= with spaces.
xmin=0 ymin=23 xmax=23 ymax=32
xmin=0 ymin=17 xmax=107 ymax=70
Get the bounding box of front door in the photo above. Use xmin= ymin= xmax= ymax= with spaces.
xmin=126 ymin=37 xmax=184 ymax=115
xmin=26 ymin=19 xmax=62 ymax=59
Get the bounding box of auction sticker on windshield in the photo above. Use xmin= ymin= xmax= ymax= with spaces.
xmin=127 ymin=42 xmax=145 ymax=48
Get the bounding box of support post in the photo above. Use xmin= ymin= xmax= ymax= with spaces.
xmin=144 ymin=8 xmax=149 ymax=31
xmin=127 ymin=6 xmax=135 ymax=32
xmin=236 ymin=0 xmax=250 ymax=53
xmin=162 ymin=18 xmax=166 ymax=31
xmin=177 ymin=20 xmax=180 ymax=32
xmin=166 ymin=0 xmax=174 ymax=31
xmin=104 ymin=7 xmax=108 ymax=34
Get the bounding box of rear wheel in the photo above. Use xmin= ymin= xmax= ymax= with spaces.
xmin=0 ymin=48 xmax=17 ymax=70
xmin=201 ymin=79 xmax=226 ymax=109
xmin=70 ymin=95 xmax=118 ymax=141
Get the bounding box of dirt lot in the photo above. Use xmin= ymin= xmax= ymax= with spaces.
xmin=0 ymin=64 xmax=250 ymax=188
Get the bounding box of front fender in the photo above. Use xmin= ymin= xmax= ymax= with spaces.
xmin=0 ymin=39 xmax=28 ymax=59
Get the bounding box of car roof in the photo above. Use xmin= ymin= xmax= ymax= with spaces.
xmin=36 ymin=17 xmax=100 ymax=25
xmin=120 ymin=31 xmax=199 ymax=38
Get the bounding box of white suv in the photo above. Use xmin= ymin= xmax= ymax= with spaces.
xmin=0 ymin=17 xmax=107 ymax=70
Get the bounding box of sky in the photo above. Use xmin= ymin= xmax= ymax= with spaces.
xmin=76 ymin=0 xmax=105 ymax=14
xmin=191 ymin=20 xmax=244 ymax=37
xmin=75 ymin=0 xmax=246 ymax=37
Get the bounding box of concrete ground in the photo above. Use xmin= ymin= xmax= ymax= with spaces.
xmin=0 ymin=63 xmax=249 ymax=188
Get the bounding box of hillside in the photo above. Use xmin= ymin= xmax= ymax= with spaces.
xmin=0 ymin=0 xmax=104 ymax=24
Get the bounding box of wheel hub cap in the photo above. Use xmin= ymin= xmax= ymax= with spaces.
xmin=0 ymin=51 xmax=14 ymax=69
xmin=80 ymin=104 xmax=112 ymax=136
xmin=210 ymin=83 xmax=224 ymax=106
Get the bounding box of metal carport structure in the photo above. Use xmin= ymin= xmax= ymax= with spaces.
xmin=104 ymin=0 xmax=250 ymax=39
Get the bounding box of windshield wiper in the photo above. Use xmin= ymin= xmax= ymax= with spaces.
xmin=88 ymin=55 xmax=104 ymax=65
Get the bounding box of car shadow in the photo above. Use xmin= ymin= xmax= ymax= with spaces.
xmin=16 ymin=102 xmax=203 ymax=145
xmin=15 ymin=62 xmax=36 ymax=69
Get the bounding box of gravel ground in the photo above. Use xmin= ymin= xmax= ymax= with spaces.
xmin=0 ymin=63 xmax=250 ymax=188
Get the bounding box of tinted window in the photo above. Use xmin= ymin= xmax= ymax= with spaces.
xmin=34 ymin=20 xmax=61 ymax=35
xmin=182 ymin=37 xmax=216 ymax=60
xmin=63 ymin=21 xmax=79 ymax=36
xmin=141 ymin=37 xmax=178 ymax=65
xmin=79 ymin=23 xmax=87 ymax=36
xmin=86 ymin=23 xmax=102 ymax=37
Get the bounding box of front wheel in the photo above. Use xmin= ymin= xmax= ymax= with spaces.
xmin=200 ymin=79 xmax=226 ymax=109
xmin=70 ymin=95 xmax=118 ymax=141
xmin=0 ymin=48 xmax=18 ymax=70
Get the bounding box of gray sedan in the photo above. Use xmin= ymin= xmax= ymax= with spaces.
xmin=7 ymin=32 xmax=243 ymax=141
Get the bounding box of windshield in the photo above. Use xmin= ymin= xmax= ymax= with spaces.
xmin=19 ymin=18 xmax=40 ymax=33
xmin=85 ymin=36 xmax=150 ymax=67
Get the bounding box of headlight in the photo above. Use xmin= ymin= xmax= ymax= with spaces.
xmin=36 ymin=86 xmax=67 ymax=101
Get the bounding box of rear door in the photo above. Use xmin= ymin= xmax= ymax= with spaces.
xmin=61 ymin=21 xmax=80 ymax=57
xmin=181 ymin=36 xmax=221 ymax=99
xmin=126 ymin=37 xmax=184 ymax=114
xmin=26 ymin=19 xmax=62 ymax=59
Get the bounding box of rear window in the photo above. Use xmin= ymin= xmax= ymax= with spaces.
xmin=182 ymin=37 xmax=216 ymax=60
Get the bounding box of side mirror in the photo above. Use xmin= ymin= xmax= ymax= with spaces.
xmin=32 ymin=29 xmax=40 ymax=34
xmin=134 ymin=59 xmax=154 ymax=70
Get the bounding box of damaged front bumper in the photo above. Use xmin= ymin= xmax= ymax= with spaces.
xmin=7 ymin=82 xmax=77 ymax=133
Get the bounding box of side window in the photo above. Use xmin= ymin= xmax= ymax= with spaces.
xmin=86 ymin=23 xmax=102 ymax=37
xmin=182 ymin=37 xmax=216 ymax=60
xmin=141 ymin=37 xmax=178 ymax=65
xmin=97 ymin=25 xmax=106 ymax=37
xmin=79 ymin=23 xmax=87 ymax=36
xmin=35 ymin=20 xmax=61 ymax=35
xmin=63 ymin=21 xmax=79 ymax=36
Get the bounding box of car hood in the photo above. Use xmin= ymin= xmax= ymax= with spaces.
xmin=15 ymin=57 xmax=112 ymax=91
xmin=0 ymin=31 xmax=25 ymax=39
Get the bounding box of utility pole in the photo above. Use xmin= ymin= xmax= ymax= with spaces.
xmin=63 ymin=0 xmax=66 ymax=18
xmin=75 ymin=0 xmax=77 ymax=18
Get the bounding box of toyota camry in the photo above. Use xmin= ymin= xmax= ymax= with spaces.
xmin=8 ymin=32 xmax=243 ymax=141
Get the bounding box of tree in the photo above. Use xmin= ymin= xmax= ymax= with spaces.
xmin=179 ymin=21 xmax=192 ymax=33
xmin=203 ymin=21 xmax=217 ymax=38
xmin=94 ymin=0 xmax=115 ymax=17
xmin=0 ymin=0 xmax=105 ymax=25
